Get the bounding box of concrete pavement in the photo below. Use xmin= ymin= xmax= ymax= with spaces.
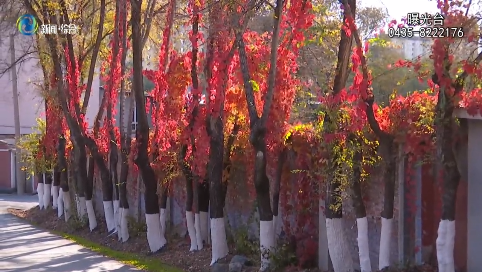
xmin=0 ymin=194 xmax=139 ymax=272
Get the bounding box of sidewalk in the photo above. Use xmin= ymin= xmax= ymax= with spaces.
xmin=0 ymin=194 xmax=139 ymax=272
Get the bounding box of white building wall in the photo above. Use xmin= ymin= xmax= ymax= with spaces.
xmin=391 ymin=37 xmax=432 ymax=60
xmin=0 ymin=33 xmax=43 ymax=135
xmin=0 ymin=32 xmax=100 ymax=135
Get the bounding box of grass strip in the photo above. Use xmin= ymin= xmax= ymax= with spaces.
xmin=8 ymin=209 xmax=183 ymax=272
xmin=51 ymin=231 xmax=184 ymax=272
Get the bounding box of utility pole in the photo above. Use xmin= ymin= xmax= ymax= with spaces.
xmin=10 ymin=34 xmax=24 ymax=195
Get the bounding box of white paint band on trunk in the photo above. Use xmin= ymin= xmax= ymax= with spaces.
xmin=436 ymin=219 xmax=456 ymax=272
xmin=57 ymin=189 xmax=64 ymax=217
xmin=200 ymin=211 xmax=209 ymax=244
xmin=62 ymin=189 xmax=71 ymax=222
xmin=356 ymin=217 xmax=372 ymax=272
xmin=52 ymin=185 xmax=59 ymax=209
xmin=186 ymin=211 xmax=198 ymax=251
xmin=260 ymin=220 xmax=275 ymax=271
xmin=160 ymin=208 xmax=167 ymax=238
xmin=37 ymin=183 xmax=44 ymax=209
xmin=114 ymin=200 xmax=120 ymax=234
xmin=326 ymin=218 xmax=353 ymax=272
xmin=145 ymin=213 xmax=166 ymax=252
xmin=445 ymin=220 xmax=455 ymax=272
xmin=43 ymin=184 xmax=51 ymax=209
xmin=85 ymin=199 xmax=98 ymax=231
xmin=210 ymin=218 xmax=228 ymax=265
xmin=120 ymin=208 xmax=129 ymax=242
xmin=379 ymin=217 xmax=393 ymax=270
xmin=103 ymin=201 xmax=115 ymax=232
xmin=77 ymin=196 xmax=87 ymax=218
xmin=194 ymin=213 xmax=203 ymax=250
xmin=272 ymin=215 xmax=278 ymax=240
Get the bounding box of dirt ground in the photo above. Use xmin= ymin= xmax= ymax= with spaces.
xmin=9 ymin=207 xmax=437 ymax=272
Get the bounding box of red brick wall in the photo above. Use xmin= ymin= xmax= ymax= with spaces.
xmin=0 ymin=150 xmax=11 ymax=189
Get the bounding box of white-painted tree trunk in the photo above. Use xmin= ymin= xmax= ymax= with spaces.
xmin=195 ymin=213 xmax=203 ymax=250
xmin=119 ymin=208 xmax=129 ymax=242
xmin=200 ymin=211 xmax=209 ymax=244
xmin=43 ymin=184 xmax=51 ymax=209
xmin=85 ymin=200 xmax=98 ymax=231
xmin=273 ymin=215 xmax=279 ymax=241
xmin=186 ymin=211 xmax=200 ymax=251
xmin=52 ymin=186 xmax=59 ymax=209
xmin=260 ymin=220 xmax=275 ymax=271
xmin=436 ymin=220 xmax=456 ymax=272
xmin=326 ymin=218 xmax=353 ymax=272
xmin=145 ymin=213 xmax=166 ymax=252
xmin=77 ymin=196 xmax=87 ymax=218
xmin=160 ymin=208 xmax=167 ymax=238
xmin=210 ymin=218 xmax=228 ymax=265
xmin=379 ymin=217 xmax=393 ymax=270
xmin=114 ymin=200 xmax=120 ymax=233
xmin=356 ymin=217 xmax=372 ymax=272
xmin=57 ymin=189 xmax=64 ymax=217
xmin=103 ymin=201 xmax=115 ymax=232
xmin=37 ymin=183 xmax=44 ymax=209
xmin=62 ymin=189 xmax=71 ymax=222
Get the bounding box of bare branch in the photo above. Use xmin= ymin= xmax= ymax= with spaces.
xmin=0 ymin=49 xmax=37 ymax=77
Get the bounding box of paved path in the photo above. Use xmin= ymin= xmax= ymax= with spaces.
xmin=0 ymin=194 xmax=139 ymax=272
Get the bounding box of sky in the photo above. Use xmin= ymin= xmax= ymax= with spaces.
xmin=361 ymin=0 xmax=480 ymax=23
xmin=361 ymin=0 xmax=439 ymax=23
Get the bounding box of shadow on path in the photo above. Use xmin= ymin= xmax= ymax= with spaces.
xmin=0 ymin=197 xmax=139 ymax=272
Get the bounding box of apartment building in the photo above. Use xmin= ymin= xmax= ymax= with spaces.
xmin=390 ymin=35 xmax=478 ymax=61
xmin=390 ymin=36 xmax=433 ymax=60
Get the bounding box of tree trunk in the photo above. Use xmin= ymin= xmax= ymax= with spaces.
xmin=58 ymin=136 xmax=71 ymax=222
xmin=36 ymin=172 xmax=44 ymax=209
xmin=325 ymin=154 xmax=353 ymax=272
xmin=351 ymin=146 xmax=371 ymax=272
xmin=180 ymin=144 xmax=202 ymax=251
xmin=131 ymin=0 xmax=165 ymax=253
xmin=208 ymin=116 xmax=229 ymax=265
xmin=118 ymin=146 xmax=130 ymax=242
xmin=435 ymin=92 xmax=460 ymax=272
xmin=378 ymin=137 xmax=396 ymax=270
xmin=272 ymin=147 xmax=287 ymax=239
xmin=53 ymin=166 xmax=60 ymax=209
xmin=117 ymin=0 xmax=130 ymax=243
xmin=85 ymin=155 xmax=98 ymax=231
xmin=198 ymin=180 xmax=210 ymax=244
xmin=117 ymin=90 xmax=132 ymax=243
xmin=94 ymin=153 xmax=114 ymax=229
xmin=324 ymin=0 xmax=357 ymax=270
xmin=159 ymin=184 xmax=168 ymax=241
xmin=43 ymin=172 xmax=52 ymax=209
xmin=110 ymin=148 xmax=120 ymax=234
xmin=72 ymin=143 xmax=87 ymax=220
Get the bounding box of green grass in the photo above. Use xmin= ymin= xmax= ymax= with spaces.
xmin=52 ymin=231 xmax=183 ymax=272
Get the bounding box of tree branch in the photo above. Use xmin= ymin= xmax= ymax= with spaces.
xmin=79 ymin=30 xmax=114 ymax=64
xmin=259 ymin=0 xmax=283 ymax=128
xmin=81 ymin=0 xmax=106 ymax=114
xmin=0 ymin=50 xmax=37 ymax=77
xmin=342 ymin=0 xmax=388 ymax=139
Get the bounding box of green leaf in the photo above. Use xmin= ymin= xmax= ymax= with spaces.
xmin=249 ymin=80 xmax=260 ymax=92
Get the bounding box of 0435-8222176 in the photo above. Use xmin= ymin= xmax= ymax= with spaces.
xmin=388 ymin=26 xmax=465 ymax=38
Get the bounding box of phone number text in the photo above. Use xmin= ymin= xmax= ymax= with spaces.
xmin=388 ymin=27 xmax=465 ymax=38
